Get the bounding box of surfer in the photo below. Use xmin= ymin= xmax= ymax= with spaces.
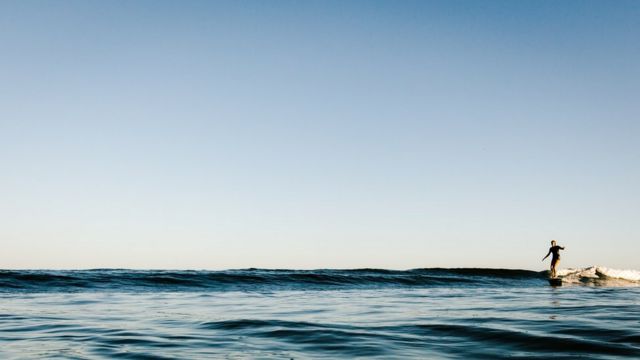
xmin=542 ymin=240 xmax=565 ymax=278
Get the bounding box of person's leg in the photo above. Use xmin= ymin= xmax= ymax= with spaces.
xmin=550 ymin=259 xmax=557 ymax=278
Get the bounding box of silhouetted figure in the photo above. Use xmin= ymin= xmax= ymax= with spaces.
xmin=542 ymin=240 xmax=565 ymax=278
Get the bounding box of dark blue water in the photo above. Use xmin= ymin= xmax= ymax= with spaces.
xmin=1 ymin=269 xmax=639 ymax=359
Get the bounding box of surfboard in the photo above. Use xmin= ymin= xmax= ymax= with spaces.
xmin=548 ymin=278 xmax=562 ymax=286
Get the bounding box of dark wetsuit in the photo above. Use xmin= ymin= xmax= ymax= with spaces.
xmin=549 ymin=246 xmax=564 ymax=264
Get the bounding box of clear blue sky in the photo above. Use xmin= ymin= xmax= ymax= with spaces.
xmin=1 ymin=0 xmax=638 ymax=270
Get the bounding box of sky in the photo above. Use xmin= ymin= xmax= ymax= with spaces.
xmin=1 ymin=0 xmax=638 ymax=270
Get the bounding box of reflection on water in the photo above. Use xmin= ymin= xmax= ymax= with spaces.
xmin=1 ymin=286 xmax=639 ymax=359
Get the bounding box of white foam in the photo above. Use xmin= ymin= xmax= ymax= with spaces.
xmin=556 ymin=266 xmax=640 ymax=284
xmin=595 ymin=267 xmax=640 ymax=281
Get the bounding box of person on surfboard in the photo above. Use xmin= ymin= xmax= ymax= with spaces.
xmin=542 ymin=240 xmax=565 ymax=278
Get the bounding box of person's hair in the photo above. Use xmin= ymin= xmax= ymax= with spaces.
xmin=551 ymin=240 xmax=557 ymax=245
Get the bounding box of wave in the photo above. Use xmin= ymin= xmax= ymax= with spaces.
xmin=1 ymin=267 xmax=636 ymax=292
xmin=196 ymin=319 xmax=639 ymax=357
xmin=557 ymin=266 xmax=640 ymax=285
xmin=0 ymin=268 xmax=545 ymax=292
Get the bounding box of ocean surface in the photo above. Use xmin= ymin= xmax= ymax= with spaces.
xmin=1 ymin=267 xmax=639 ymax=359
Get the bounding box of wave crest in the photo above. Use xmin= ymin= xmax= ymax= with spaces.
xmin=0 ymin=268 xmax=543 ymax=292
xmin=557 ymin=266 xmax=640 ymax=284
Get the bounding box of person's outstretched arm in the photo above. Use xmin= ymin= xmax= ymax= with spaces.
xmin=542 ymin=250 xmax=551 ymax=261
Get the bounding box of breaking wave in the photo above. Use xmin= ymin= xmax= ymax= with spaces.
xmin=557 ymin=266 xmax=640 ymax=285
xmin=1 ymin=267 xmax=637 ymax=292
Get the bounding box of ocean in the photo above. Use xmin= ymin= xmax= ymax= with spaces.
xmin=1 ymin=267 xmax=639 ymax=359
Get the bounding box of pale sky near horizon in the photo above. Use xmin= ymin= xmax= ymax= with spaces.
xmin=1 ymin=0 xmax=638 ymax=270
